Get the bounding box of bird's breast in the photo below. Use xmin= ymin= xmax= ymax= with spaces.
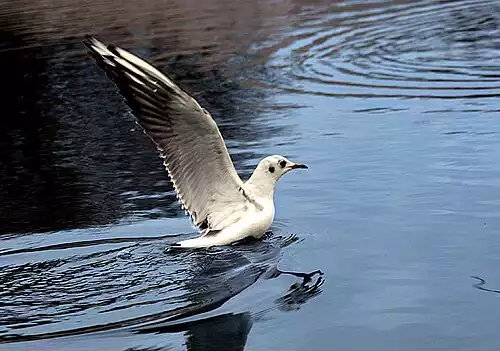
xmin=246 ymin=198 xmax=274 ymax=238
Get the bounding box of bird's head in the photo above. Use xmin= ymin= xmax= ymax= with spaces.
xmin=256 ymin=155 xmax=308 ymax=181
xmin=245 ymin=155 xmax=308 ymax=197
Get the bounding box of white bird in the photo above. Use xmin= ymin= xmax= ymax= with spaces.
xmin=84 ymin=36 xmax=308 ymax=248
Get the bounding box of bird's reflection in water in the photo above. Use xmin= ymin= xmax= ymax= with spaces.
xmin=133 ymin=233 xmax=324 ymax=351
xmin=0 ymin=232 xmax=322 ymax=348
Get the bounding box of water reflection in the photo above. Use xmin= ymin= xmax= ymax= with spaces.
xmin=179 ymin=313 xmax=252 ymax=351
xmin=0 ymin=233 xmax=323 ymax=345
xmin=135 ymin=246 xmax=323 ymax=351
xmin=3 ymin=0 xmax=500 ymax=349
xmin=0 ymin=22 xmax=94 ymax=234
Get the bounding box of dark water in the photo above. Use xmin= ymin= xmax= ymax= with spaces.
xmin=1 ymin=0 xmax=500 ymax=349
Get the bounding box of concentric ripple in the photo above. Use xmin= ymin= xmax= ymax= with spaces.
xmin=253 ymin=0 xmax=500 ymax=99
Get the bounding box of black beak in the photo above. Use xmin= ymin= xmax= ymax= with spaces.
xmin=291 ymin=163 xmax=308 ymax=169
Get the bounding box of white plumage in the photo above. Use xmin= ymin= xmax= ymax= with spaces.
xmin=84 ymin=36 xmax=308 ymax=248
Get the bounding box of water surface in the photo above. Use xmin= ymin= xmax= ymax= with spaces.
xmin=1 ymin=0 xmax=500 ymax=349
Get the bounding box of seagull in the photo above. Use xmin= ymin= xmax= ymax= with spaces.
xmin=83 ymin=36 xmax=308 ymax=248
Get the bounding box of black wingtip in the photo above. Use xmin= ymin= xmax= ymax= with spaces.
xmin=83 ymin=34 xmax=95 ymax=44
xmin=82 ymin=35 xmax=97 ymax=51
xmin=107 ymin=44 xmax=120 ymax=56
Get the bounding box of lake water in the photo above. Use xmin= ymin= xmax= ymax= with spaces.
xmin=1 ymin=0 xmax=500 ymax=349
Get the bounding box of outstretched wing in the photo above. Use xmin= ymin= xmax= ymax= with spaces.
xmin=84 ymin=36 xmax=254 ymax=232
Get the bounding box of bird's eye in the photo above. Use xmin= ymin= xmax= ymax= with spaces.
xmin=279 ymin=160 xmax=287 ymax=168
xmin=268 ymin=166 xmax=275 ymax=173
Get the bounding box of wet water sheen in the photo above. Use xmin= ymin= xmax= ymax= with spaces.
xmin=1 ymin=0 xmax=500 ymax=349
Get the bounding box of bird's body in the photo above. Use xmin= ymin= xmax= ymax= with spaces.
xmin=177 ymin=193 xmax=274 ymax=248
xmin=84 ymin=36 xmax=307 ymax=248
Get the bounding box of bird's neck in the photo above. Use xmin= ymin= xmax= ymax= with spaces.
xmin=245 ymin=172 xmax=276 ymax=200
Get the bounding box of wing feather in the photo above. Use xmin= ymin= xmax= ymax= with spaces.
xmin=84 ymin=36 xmax=255 ymax=232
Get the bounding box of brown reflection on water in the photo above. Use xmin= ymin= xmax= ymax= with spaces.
xmin=4 ymin=0 xmax=303 ymax=60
